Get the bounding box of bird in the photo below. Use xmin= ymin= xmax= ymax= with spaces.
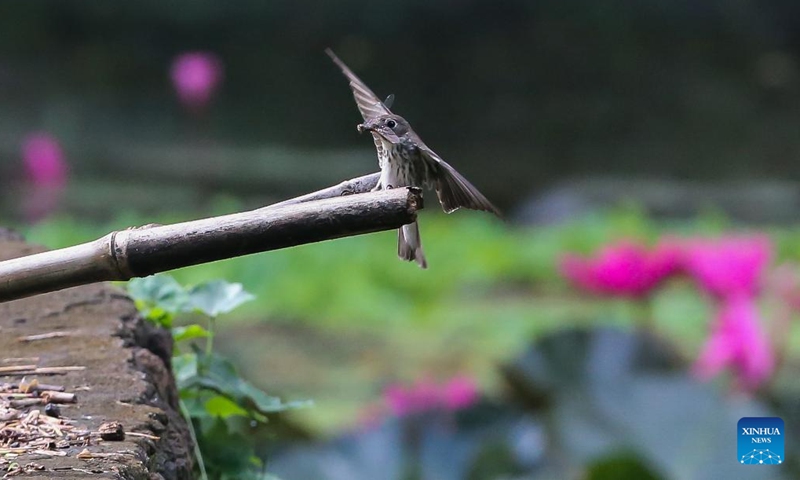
xmin=326 ymin=49 xmax=500 ymax=268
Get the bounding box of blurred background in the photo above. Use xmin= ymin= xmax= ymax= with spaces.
xmin=2 ymin=1 xmax=800 ymax=479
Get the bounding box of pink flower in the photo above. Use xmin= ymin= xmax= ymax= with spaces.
xmin=693 ymin=295 xmax=774 ymax=390
xmin=384 ymin=379 xmax=441 ymax=416
xmin=683 ymin=236 xmax=772 ymax=299
xmin=170 ymin=52 xmax=223 ymax=110
xmin=21 ymin=133 xmax=67 ymax=187
xmin=383 ymin=376 xmax=480 ymax=416
xmin=560 ymin=240 xmax=682 ymax=297
xmin=440 ymin=376 xmax=479 ymax=410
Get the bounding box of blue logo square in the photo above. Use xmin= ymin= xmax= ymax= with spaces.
xmin=738 ymin=417 xmax=784 ymax=465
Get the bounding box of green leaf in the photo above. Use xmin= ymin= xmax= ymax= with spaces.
xmin=128 ymin=274 xmax=189 ymax=326
xmin=187 ymin=280 xmax=255 ymax=317
xmin=180 ymin=393 xmax=210 ymax=418
xmin=173 ymin=352 xmax=199 ymax=386
xmin=588 ymin=453 xmax=661 ymax=480
xmin=172 ymin=324 xmax=211 ymax=343
xmin=195 ymin=417 xmax=259 ymax=477
xmin=178 ymin=350 xmax=311 ymax=416
xmin=205 ymin=394 xmax=249 ymax=418
xmin=133 ymin=302 xmax=174 ymax=328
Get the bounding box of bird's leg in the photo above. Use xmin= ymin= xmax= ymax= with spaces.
xmin=373 ymin=166 xmax=392 ymax=191
xmin=371 ymin=174 xmax=388 ymax=191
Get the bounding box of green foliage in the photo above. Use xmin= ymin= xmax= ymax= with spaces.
xmin=25 ymin=207 xmax=800 ymax=433
xmin=172 ymin=324 xmax=211 ymax=343
xmin=175 ymin=348 xmax=311 ymax=419
xmin=588 ymin=454 xmax=662 ymax=480
xmin=128 ymin=274 xmax=188 ymax=327
xmin=127 ymin=275 xmax=256 ymax=324
xmin=127 ymin=274 xmax=302 ymax=480
xmin=187 ymin=280 xmax=256 ymax=318
xmin=22 ymin=207 xmax=800 ymax=477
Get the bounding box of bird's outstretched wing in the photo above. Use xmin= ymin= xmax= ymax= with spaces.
xmin=326 ymin=49 xmax=392 ymax=121
xmin=418 ymin=142 xmax=502 ymax=216
xmin=327 ymin=48 xmax=501 ymax=216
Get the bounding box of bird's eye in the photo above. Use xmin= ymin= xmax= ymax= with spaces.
xmin=386 ymin=119 xmax=397 ymax=129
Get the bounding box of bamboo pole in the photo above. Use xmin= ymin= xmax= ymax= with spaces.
xmin=0 ymin=181 xmax=419 ymax=303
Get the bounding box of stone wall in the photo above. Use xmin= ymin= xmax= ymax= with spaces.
xmin=0 ymin=228 xmax=193 ymax=479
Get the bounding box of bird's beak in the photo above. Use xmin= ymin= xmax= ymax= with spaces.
xmin=357 ymin=120 xmax=376 ymax=134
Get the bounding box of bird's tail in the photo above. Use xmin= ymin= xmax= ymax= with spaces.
xmin=398 ymin=221 xmax=427 ymax=269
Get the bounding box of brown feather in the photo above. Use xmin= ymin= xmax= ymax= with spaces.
xmin=326 ymin=48 xmax=394 ymax=160
xmin=325 ymin=49 xmax=391 ymax=121
xmin=416 ymin=140 xmax=501 ymax=216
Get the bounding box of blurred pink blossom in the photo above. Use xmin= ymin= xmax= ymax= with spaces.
xmin=20 ymin=132 xmax=68 ymax=222
xmin=384 ymin=379 xmax=441 ymax=416
xmin=682 ymin=236 xmax=772 ymax=299
xmin=21 ymin=133 xmax=67 ymax=187
xmin=383 ymin=376 xmax=480 ymax=416
xmin=560 ymin=240 xmax=682 ymax=297
xmin=693 ymin=294 xmax=774 ymax=390
xmin=440 ymin=376 xmax=479 ymax=410
xmin=170 ymin=52 xmax=223 ymax=110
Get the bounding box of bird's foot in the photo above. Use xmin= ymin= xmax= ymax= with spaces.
xmin=125 ymin=223 xmax=162 ymax=230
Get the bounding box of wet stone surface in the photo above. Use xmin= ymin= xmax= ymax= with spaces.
xmin=0 ymin=229 xmax=192 ymax=479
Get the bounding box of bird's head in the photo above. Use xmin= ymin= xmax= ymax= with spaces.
xmin=357 ymin=115 xmax=410 ymax=144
